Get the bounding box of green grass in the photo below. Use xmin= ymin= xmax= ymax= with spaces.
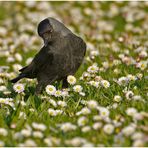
xmin=0 ymin=1 xmax=147 ymax=147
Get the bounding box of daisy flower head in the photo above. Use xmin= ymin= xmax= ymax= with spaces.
xmin=87 ymin=63 xmax=99 ymax=74
xmin=46 ymin=85 xmax=56 ymax=95
xmin=21 ymin=129 xmax=31 ymax=137
xmin=0 ymin=128 xmax=8 ymax=136
xmin=136 ymin=61 xmax=147 ymax=70
xmin=61 ymin=89 xmax=69 ymax=97
xmin=82 ymin=72 xmax=91 ymax=80
xmin=73 ymin=85 xmax=83 ymax=93
xmin=133 ymin=140 xmax=144 ymax=147
xmin=125 ymin=91 xmax=134 ymax=100
xmin=102 ymin=61 xmax=109 ymax=69
xmin=65 ymin=137 xmax=86 ymax=147
xmin=80 ymin=107 xmax=91 ymax=115
xmin=14 ymin=53 xmax=22 ymax=62
xmin=54 ymin=90 xmax=62 ymax=97
xmin=87 ymin=100 xmax=98 ymax=109
xmin=101 ymin=80 xmax=110 ymax=88
xmin=136 ymin=73 xmax=143 ymax=79
xmin=139 ymin=50 xmax=147 ymax=58
xmin=49 ymin=99 xmax=57 ymax=107
xmin=57 ymin=100 xmax=67 ymax=107
xmin=117 ymin=76 xmax=129 ymax=86
xmin=79 ymin=92 xmax=85 ymax=96
xmin=88 ymin=80 xmax=99 ymax=88
xmin=67 ymin=75 xmax=76 ymax=85
xmin=93 ymin=122 xmax=102 ymax=130
xmin=32 ymin=131 xmax=43 ymax=138
xmin=122 ymin=125 xmax=135 ymax=137
xmin=133 ymin=113 xmax=143 ymax=121
xmin=0 ymin=86 xmax=7 ymax=92
xmin=60 ymin=122 xmax=77 ymax=132
xmin=0 ymin=141 xmax=4 ymax=147
xmin=81 ymin=126 xmax=91 ymax=133
xmin=77 ymin=116 xmax=88 ymax=126
xmin=132 ymin=132 xmax=143 ymax=140
xmin=48 ymin=108 xmax=57 ymax=116
xmin=26 ymin=57 xmax=33 ymax=65
xmin=99 ymin=107 xmax=110 ymax=118
xmin=127 ymin=74 xmax=137 ymax=81
xmin=103 ymin=124 xmax=114 ymax=135
xmin=32 ymin=122 xmax=46 ymax=131
xmin=13 ymin=64 xmax=23 ymax=72
xmin=90 ymin=50 xmax=99 ymax=57
xmin=114 ymin=95 xmax=122 ymax=102
xmin=13 ymin=83 xmax=24 ymax=93
xmin=126 ymin=107 xmax=137 ymax=117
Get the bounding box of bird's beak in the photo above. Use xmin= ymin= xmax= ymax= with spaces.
xmin=43 ymin=34 xmax=52 ymax=47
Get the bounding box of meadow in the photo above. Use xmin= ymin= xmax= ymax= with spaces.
xmin=0 ymin=1 xmax=148 ymax=147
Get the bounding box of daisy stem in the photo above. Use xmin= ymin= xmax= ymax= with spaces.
xmin=75 ymin=96 xmax=82 ymax=110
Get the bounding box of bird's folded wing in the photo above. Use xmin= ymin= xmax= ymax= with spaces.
xmin=19 ymin=49 xmax=54 ymax=75
xmin=66 ymin=34 xmax=86 ymax=56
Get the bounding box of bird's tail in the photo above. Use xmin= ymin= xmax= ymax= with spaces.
xmin=10 ymin=74 xmax=26 ymax=83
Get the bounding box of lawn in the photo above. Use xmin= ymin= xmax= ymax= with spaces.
xmin=0 ymin=1 xmax=148 ymax=147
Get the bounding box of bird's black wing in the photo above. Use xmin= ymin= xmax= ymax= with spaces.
xmin=67 ymin=33 xmax=86 ymax=58
xmin=63 ymin=34 xmax=86 ymax=74
xmin=19 ymin=46 xmax=54 ymax=78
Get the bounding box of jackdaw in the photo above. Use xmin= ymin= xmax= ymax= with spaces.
xmin=11 ymin=17 xmax=86 ymax=94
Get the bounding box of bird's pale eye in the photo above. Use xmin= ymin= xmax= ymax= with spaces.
xmin=43 ymin=30 xmax=52 ymax=36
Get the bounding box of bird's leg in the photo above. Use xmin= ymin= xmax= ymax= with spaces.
xmin=35 ymin=83 xmax=43 ymax=95
xmin=62 ymin=77 xmax=68 ymax=88
xmin=35 ymin=79 xmax=53 ymax=95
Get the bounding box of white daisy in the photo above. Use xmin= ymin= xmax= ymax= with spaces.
xmin=60 ymin=122 xmax=77 ymax=132
xmin=136 ymin=61 xmax=147 ymax=70
xmin=92 ymin=122 xmax=102 ymax=130
xmin=21 ymin=129 xmax=31 ymax=137
xmin=103 ymin=124 xmax=114 ymax=134
xmin=80 ymin=107 xmax=91 ymax=115
xmin=101 ymin=80 xmax=110 ymax=88
xmin=133 ymin=140 xmax=144 ymax=147
xmin=13 ymin=83 xmax=24 ymax=93
xmin=73 ymin=85 xmax=83 ymax=93
xmin=81 ymin=126 xmax=91 ymax=133
xmin=32 ymin=131 xmax=43 ymax=138
xmin=87 ymin=64 xmax=99 ymax=73
xmin=67 ymin=75 xmax=76 ymax=85
xmin=77 ymin=116 xmax=88 ymax=126
xmin=32 ymin=122 xmax=46 ymax=131
xmin=57 ymin=100 xmax=67 ymax=107
xmin=122 ymin=125 xmax=135 ymax=137
xmin=117 ymin=77 xmax=129 ymax=86
xmin=54 ymin=90 xmax=62 ymax=97
xmin=99 ymin=107 xmax=110 ymax=118
xmin=14 ymin=53 xmax=22 ymax=62
xmin=0 ymin=128 xmax=8 ymax=136
xmin=46 ymin=85 xmax=56 ymax=95
xmin=126 ymin=108 xmax=137 ymax=117
xmin=48 ymin=108 xmax=57 ymax=116
xmin=114 ymin=95 xmax=122 ymax=102
xmin=125 ymin=91 xmax=134 ymax=100
xmin=87 ymin=100 xmax=98 ymax=109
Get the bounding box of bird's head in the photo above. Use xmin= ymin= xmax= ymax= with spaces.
xmin=38 ymin=17 xmax=72 ymax=47
xmin=37 ymin=19 xmax=54 ymax=47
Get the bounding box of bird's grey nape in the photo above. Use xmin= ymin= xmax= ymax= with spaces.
xmin=47 ymin=17 xmax=72 ymax=36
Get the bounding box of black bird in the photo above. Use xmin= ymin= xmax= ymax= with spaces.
xmin=11 ymin=17 xmax=86 ymax=94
